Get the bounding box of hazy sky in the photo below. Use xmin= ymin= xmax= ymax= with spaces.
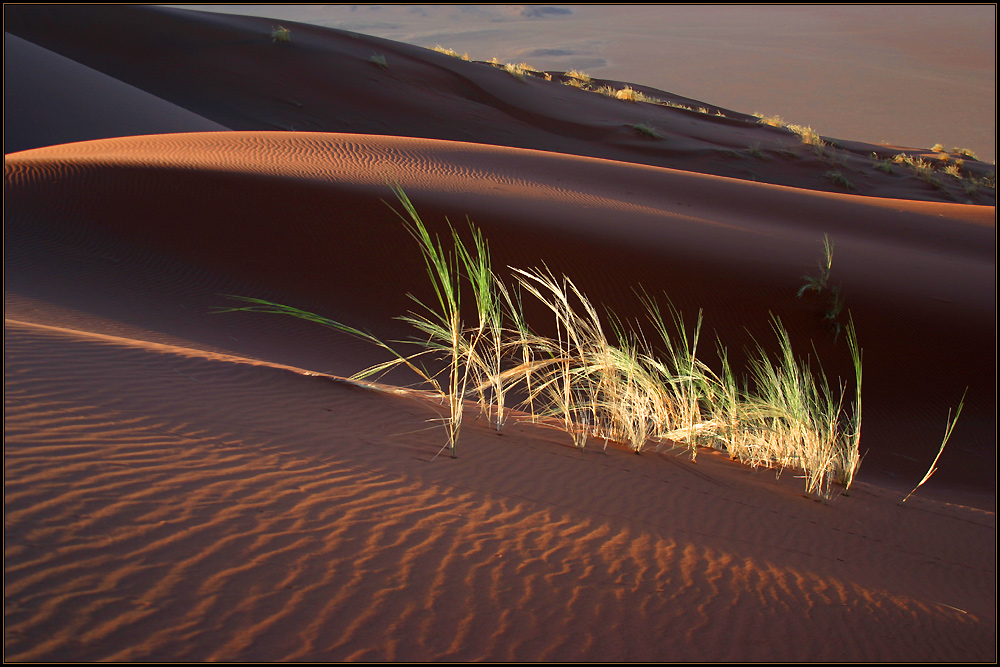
xmin=183 ymin=5 xmax=996 ymax=162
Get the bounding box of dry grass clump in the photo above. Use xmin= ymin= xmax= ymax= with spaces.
xmin=788 ymin=124 xmax=824 ymax=148
xmin=953 ymin=147 xmax=979 ymax=160
xmin=753 ymin=113 xmax=786 ymax=128
xmin=753 ymin=113 xmax=825 ymax=149
xmin=487 ymin=57 xmax=543 ymax=81
xmin=943 ymin=163 xmax=963 ymax=179
xmin=597 ymin=85 xmax=655 ymax=103
xmin=224 ymin=189 xmax=873 ymax=500
xmin=433 ymin=45 xmax=470 ymax=60
xmin=564 ymin=69 xmax=592 ymax=85
xmin=270 ymin=26 xmax=292 ymax=43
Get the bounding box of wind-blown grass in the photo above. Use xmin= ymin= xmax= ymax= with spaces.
xmin=900 ymin=389 xmax=967 ymax=504
xmin=433 ymin=45 xmax=470 ymax=60
xmin=225 ymin=187 xmax=868 ymax=499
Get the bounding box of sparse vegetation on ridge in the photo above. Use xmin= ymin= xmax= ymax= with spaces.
xmin=430 ymin=46 xmax=728 ymax=118
xmin=433 ymin=45 xmax=470 ymax=60
xmin=487 ymin=57 xmax=547 ymax=81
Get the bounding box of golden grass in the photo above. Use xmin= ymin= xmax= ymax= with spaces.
xmin=224 ymin=190 xmax=875 ymax=501
xmin=432 ymin=45 xmax=470 ymax=60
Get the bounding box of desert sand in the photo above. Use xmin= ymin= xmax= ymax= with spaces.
xmin=4 ymin=5 xmax=995 ymax=662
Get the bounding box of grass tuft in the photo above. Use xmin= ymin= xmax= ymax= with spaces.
xmin=631 ymin=123 xmax=662 ymax=139
xmin=870 ymin=153 xmax=894 ymax=174
xmin=564 ymin=69 xmax=592 ymax=84
xmin=224 ymin=189 xmax=873 ymax=500
xmin=270 ymin=26 xmax=292 ymax=43
xmin=432 ymin=45 xmax=470 ymax=60
xmin=825 ymin=170 xmax=854 ymax=190
xmin=753 ymin=112 xmax=786 ymax=128
xmin=797 ymin=234 xmax=834 ymax=298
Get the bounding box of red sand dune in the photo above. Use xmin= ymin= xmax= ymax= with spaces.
xmin=4 ymin=5 xmax=995 ymax=662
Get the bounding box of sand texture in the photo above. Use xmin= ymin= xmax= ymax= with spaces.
xmin=4 ymin=5 xmax=995 ymax=662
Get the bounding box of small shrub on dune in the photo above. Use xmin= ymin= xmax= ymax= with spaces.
xmin=953 ymin=147 xmax=979 ymax=160
xmin=270 ymin=26 xmax=292 ymax=43
xmin=798 ymin=234 xmax=848 ymax=339
xmin=369 ymin=54 xmax=388 ymax=69
xmin=943 ymin=163 xmax=962 ymax=179
xmin=825 ymin=170 xmax=854 ymax=190
xmin=631 ymin=123 xmax=662 ymax=139
xmin=870 ymin=153 xmax=894 ymax=174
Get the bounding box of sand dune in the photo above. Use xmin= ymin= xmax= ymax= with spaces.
xmin=4 ymin=4 xmax=995 ymax=662
xmin=4 ymin=4 xmax=995 ymax=204
xmin=3 ymin=33 xmax=229 ymax=154
xmin=5 ymin=319 xmax=995 ymax=661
